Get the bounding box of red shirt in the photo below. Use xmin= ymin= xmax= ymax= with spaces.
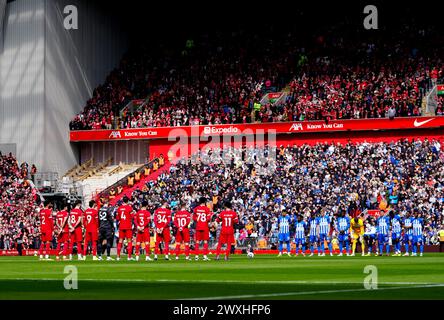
xmin=117 ymin=204 xmax=134 ymax=230
xmin=83 ymin=208 xmax=99 ymax=232
xmin=154 ymin=207 xmax=172 ymax=229
xmin=193 ymin=205 xmax=213 ymax=230
xmin=39 ymin=208 xmax=53 ymax=232
xmin=56 ymin=210 xmax=69 ymax=233
xmin=174 ymin=210 xmax=191 ymax=230
xmin=69 ymin=208 xmax=83 ymax=229
xmin=217 ymin=210 xmax=238 ymax=234
xmin=135 ymin=209 xmax=151 ymax=231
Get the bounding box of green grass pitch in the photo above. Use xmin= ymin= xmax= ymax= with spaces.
xmin=0 ymin=254 xmax=443 ymax=300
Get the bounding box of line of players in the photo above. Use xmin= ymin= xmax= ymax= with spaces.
xmin=38 ymin=197 xmax=239 ymax=261
xmin=277 ymin=208 xmax=426 ymax=257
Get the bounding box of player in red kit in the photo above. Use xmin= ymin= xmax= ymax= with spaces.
xmin=55 ymin=202 xmax=70 ymax=261
xmin=154 ymin=201 xmax=172 ymax=260
xmin=116 ymin=197 xmax=135 ymax=261
xmin=193 ymin=197 xmax=213 ymax=261
xmin=215 ymin=202 xmax=239 ymax=261
xmin=69 ymin=201 xmax=84 ymax=260
xmin=173 ymin=204 xmax=191 ymax=260
xmin=38 ymin=201 xmax=54 ymax=260
xmin=135 ymin=201 xmax=152 ymax=261
xmin=83 ymin=200 xmax=99 ymax=260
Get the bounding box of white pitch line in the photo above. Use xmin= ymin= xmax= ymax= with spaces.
xmin=187 ymin=284 xmax=444 ymax=300
xmin=0 ymin=278 xmax=441 ymax=286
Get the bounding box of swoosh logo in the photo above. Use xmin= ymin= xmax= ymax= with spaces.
xmin=414 ymin=119 xmax=434 ymax=127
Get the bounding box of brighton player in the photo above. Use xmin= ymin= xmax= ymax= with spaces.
xmin=318 ymin=209 xmax=333 ymax=256
xmin=116 ymin=197 xmax=135 ymax=261
xmin=55 ymin=203 xmax=70 ymax=261
xmin=402 ymin=212 xmax=414 ymax=256
xmin=38 ymin=201 xmax=54 ymax=260
xmin=97 ymin=200 xmax=115 ymax=261
xmin=215 ymin=202 xmax=239 ymax=261
xmin=69 ymin=201 xmax=84 ymax=260
xmin=294 ymin=215 xmax=307 ymax=256
xmin=135 ymin=201 xmax=152 ymax=261
xmin=277 ymin=211 xmax=292 ymax=257
xmin=390 ymin=210 xmax=402 ymax=256
xmin=412 ymin=211 xmax=425 ymax=256
xmin=193 ymin=197 xmax=213 ymax=261
xmin=83 ymin=200 xmax=99 ymax=260
xmin=173 ymin=204 xmax=192 ymax=260
xmin=376 ymin=212 xmax=391 ymax=256
xmin=308 ymin=214 xmax=319 ymax=256
xmin=336 ymin=210 xmax=351 ymax=256
xmin=350 ymin=214 xmax=365 ymax=256
xmin=154 ymin=201 xmax=172 ymax=260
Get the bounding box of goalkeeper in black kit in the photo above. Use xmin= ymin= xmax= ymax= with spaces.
xmin=98 ymin=200 xmax=116 ymax=261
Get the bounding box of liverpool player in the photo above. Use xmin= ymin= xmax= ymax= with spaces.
xmin=116 ymin=197 xmax=135 ymax=261
xmin=135 ymin=201 xmax=152 ymax=261
xmin=83 ymin=200 xmax=99 ymax=260
xmin=173 ymin=204 xmax=192 ymax=260
xmin=193 ymin=197 xmax=213 ymax=261
xmin=55 ymin=202 xmax=70 ymax=261
xmin=38 ymin=201 xmax=54 ymax=260
xmin=69 ymin=200 xmax=84 ymax=260
xmin=154 ymin=201 xmax=172 ymax=260
xmin=215 ymin=202 xmax=238 ymax=261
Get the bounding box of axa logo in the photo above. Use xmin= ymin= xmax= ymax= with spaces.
xmin=109 ymin=131 xmax=121 ymax=139
xmin=413 ymin=118 xmax=434 ymax=128
xmin=203 ymin=126 xmax=240 ymax=135
xmin=289 ymin=123 xmax=304 ymax=131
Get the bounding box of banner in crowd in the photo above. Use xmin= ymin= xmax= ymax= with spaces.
xmin=438 ymin=85 xmax=444 ymax=95
xmin=70 ymin=116 xmax=444 ymax=142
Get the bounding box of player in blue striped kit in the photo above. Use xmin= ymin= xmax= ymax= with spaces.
xmin=402 ymin=213 xmax=414 ymax=256
xmin=294 ymin=215 xmax=307 ymax=256
xmin=336 ymin=210 xmax=350 ymax=256
xmin=390 ymin=211 xmax=402 ymax=256
xmin=277 ymin=211 xmax=292 ymax=257
xmin=318 ymin=209 xmax=333 ymax=256
xmin=377 ymin=214 xmax=391 ymax=256
xmin=308 ymin=214 xmax=319 ymax=256
xmin=411 ymin=211 xmax=424 ymax=257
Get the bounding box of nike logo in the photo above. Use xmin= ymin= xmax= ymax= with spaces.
xmin=414 ymin=118 xmax=434 ymax=127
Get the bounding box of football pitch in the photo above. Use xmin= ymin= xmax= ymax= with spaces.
xmin=0 ymin=254 xmax=444 ymax=300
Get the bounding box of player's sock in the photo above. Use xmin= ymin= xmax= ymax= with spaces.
xmin=106 ymin=243 xmax=112 ymax=257
xmin=175 ymin=244 xmax=180 ymax=256
xmin=215 ymin=243 xmax=221 ymax=256
xmin=420 ymin=244 xmax=424 ymax=254
xmin=301 ymin=244 xmax=306 ymax=252
xmin=346 ymin=241 xmax=350 ymax=253
xmin=328 ymin=242 xmax=333 ymax=254
xmin=361 ymin=243 xmax=365 ymax=254
xmin=135 ymin=244 xmax=140 ymax=256
xmin=278 ymin=242 xmax=283 ymax=253
xmin=286 ymin=241 xmax=291 ymax=253
xmin=56 ymin=243 xmax=61 ymax=257
xmin=203 ymin=242 xmax=208 ymax=255
xmin=404 ymin=243 xmax=409 ymax=254
xmin=379 ymin=244 xmax=383 ymax=254
xmin=45 ymin=242 xmax=51 ymax=255
xmin=127 ymin=242 xmax=133 ymax=258
xmin=413 ymin=245 xmax=417 ymax=254
xmin=154 ymin=240 xmax=160 ymax=255
xmin=92 ymin=242 xmax=97 ymax=256
xmin=97 ymin=242 xmax=102 ymax=257
xmin=226 ymin=243 xmax=232 ymax=258
xmin=117 ymin=242 xmax=122 ymax=257
xmin=339 ymin=242 xmax=343 ymax=254
xmin=386 ymin=244 xmax=390 ymax=254
xmin=83 ymin=241 xmax=88 ymax=256
xmin=352 ymin=242 xmax=357 ymax=254
xmin=164 ymin=242 xmax=169 ymax=255
xmin=185 ymin=244 xmax=190 ymax=257
xmin=310 ymin=244 xmax=314 ymax=253
xmin=39 ymin=242 xmax=45 ymax=256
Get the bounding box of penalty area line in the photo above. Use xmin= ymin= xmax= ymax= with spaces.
xmin=186 ymin=284 xmax=444 ymax=300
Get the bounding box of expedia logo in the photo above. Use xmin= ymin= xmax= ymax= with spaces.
xmin=289 ymin=123 xmax=304 ymax=131
xmin=109 ymin=131 xmax=122 ymax=139
xmin=203 ymin=126 xmax=240 ymax=135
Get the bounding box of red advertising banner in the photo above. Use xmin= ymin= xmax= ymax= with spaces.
xmin=70 ymin=117 xmax=444 ymax=142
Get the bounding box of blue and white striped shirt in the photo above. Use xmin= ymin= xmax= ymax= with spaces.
xmin=412 ymin=218 xmax=423 ymax=236
xmin=309 ymin=218 xmax=318 ymax=236
xmin=403 ymin=217 xmax=413 ymax=235
xmin=391 ymin=216 xmax=402 ymax=233
xmin=295 ymin=221 xmax=307 ymax=239
xmin=318 ymin=215 xmax=331 ymax=235
xmin=278 ymin=215 xmax=291 ymax=234
xmin=337 ymin=216 xmax=350 ymax=233
xmin=377 ymin=216 xmax=390 ymax=235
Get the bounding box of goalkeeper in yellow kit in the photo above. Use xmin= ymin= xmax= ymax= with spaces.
xmin=350 ymin=216 xmax=365 ymax=256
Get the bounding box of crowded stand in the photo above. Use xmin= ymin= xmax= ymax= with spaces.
xmin=0 ymin=153 xmax=39 ymax=251
xmin=69 ymin=22 xmax=443 ymax=131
